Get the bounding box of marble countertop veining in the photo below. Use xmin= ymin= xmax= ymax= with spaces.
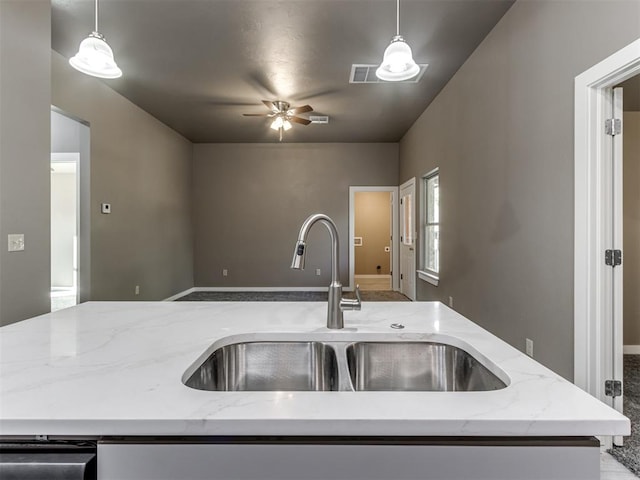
xmin=0 ymin=301 xmax=629 ymax=437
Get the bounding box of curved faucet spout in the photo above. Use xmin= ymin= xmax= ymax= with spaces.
xmin=291 ymin=214 xmax=340 ymax=285
xmin=290 ymin=214 xmax=360 ymax=329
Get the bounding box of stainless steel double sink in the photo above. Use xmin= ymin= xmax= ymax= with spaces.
xmin=182 ymin=335 xmax=508 ymax=392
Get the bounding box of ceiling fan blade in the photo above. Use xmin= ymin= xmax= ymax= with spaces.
xmin=242 ymin=113 xmax=270 ymax=116
xmin=206 ymin=98 xmax=263 ymax=107
xmin=289 ymin=105 xmax=313 ymax=115
xmin=246 ymin=72 xmax=278 ymax=98
xmin=293 ymin=88 xmax=339 ymax=102
xmin=262 ymin=100 xmax=279 ymax=112
xmin=289 ymin=116 xmax=312 ymax=126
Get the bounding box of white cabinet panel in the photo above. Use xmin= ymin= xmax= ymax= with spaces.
xmin=98 ymin=442 xmax=599 ymax=480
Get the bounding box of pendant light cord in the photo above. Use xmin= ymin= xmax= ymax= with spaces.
xmin=94 ymin=0 xmax=99 ymax=32
xmin=396 ymin=0 xmax=399 ymax=36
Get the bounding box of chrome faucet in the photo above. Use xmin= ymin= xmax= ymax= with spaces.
xmin=291 ymin=213 xmax=361 ymax=329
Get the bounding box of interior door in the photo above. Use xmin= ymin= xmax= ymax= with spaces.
xmin=399 ymin=178 xmax=416 ymax=300
xmin=612 ymin=86 xmax=624 ymax=445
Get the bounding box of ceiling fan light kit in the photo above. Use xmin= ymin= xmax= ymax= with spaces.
xmin=69 ymin=0 xmax=122 ymax=79
xmin=270 ymin=116 xmax=292 ymax=131
xmin=376 ymin=0 xmax=420 ymax=82
xmin=243 ymin=100 xmax=312 ymax=141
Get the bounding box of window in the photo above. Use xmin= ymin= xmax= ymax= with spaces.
xmin=419 ymin=169 xmax=439 ymax=285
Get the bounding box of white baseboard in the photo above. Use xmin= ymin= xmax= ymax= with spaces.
xmin=163 ymin=287 xmax=196 ymax=301
xmin=623 ymin=345 xmax=640 ymax=354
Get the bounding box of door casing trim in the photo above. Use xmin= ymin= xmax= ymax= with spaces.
xmin=399 ymin=177 xmax=416 ymax=301
xmin=574 ymin=39 xmax=640 ymax=406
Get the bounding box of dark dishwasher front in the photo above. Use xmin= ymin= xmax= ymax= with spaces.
xmin=0 ymin=441 xmax=96 ymax=480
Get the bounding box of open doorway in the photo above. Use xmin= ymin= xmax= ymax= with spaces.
xmin=50 ymin=156 xmax=78 ymax=310
xmin=354 ymin=191 xmax=392 ymax=290
xmin=620 ymin=75 xmax=640 ymax=356
xmin=605 ymin=74 xmax=640 ymax=468
xmin=50 ymin=108 xmax=90 ymax=311
xmin=349 ymin=186 xmax=399 ymax=292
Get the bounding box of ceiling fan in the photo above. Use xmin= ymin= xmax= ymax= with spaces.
xmin=243 ymin=100 xmax=313 ymax=141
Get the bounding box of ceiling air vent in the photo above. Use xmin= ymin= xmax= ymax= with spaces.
xmin=349 ymin=64 xmax=428 ymax=84
xmin=309 ymin=116 xmax=329 ymax=124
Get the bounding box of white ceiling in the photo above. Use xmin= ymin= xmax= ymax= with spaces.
xmin=51 ymin=0 xmax=514 ymax=143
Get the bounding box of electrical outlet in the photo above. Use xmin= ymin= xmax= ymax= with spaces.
xmin=448 ymin=296 xmax=454 ymax=308
xmin=526 ymin=338 xmax=534 ymax=357
xmin=8 ymin=234 xmax=24 ymax=252
xmin=135 ymin=285 xmax=140 ymax=296
xmin=316 ymin=268 xmax=321 ymax=276
xmin=222 ymin=269 xmax=228 ymax=277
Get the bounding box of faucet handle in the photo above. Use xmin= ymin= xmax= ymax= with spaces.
xmin=340 ymin=284 xmax=362 ymax=311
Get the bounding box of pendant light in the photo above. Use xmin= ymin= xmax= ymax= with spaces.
xmin=376 ymin=0 xmax=419 ymax=82
xmin=69 ymin=0 xmax=122 ymax=79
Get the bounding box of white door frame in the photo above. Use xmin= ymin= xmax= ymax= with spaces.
xmin=349 ymin=186 xmax=399 ymax=292
xmin=574 ymin=39 xmax=640 ymax=403
xmin=399 ymin=177 xmax=417 ymax=300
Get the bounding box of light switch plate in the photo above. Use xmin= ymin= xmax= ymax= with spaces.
xmin=101 ymin=203 xmax=111 ymax=214
xmin=8 ymin=234 xmax=24 ymax=252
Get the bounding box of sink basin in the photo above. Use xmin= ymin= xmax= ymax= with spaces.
xmin=183 ymin=335 xmax=509 ymax=393
xmin=183 ymin=341 xmax=339 ymax=391
xmin=346 ymin=342 xmax=507 ymax=391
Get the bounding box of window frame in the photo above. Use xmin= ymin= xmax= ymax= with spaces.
xmin=418 ymin=168 xmax=439 ymax=286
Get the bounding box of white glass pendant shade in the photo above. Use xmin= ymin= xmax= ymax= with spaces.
xmin=69 ymin=32 xmax=122 ymax=79
xmin=375 ymin=35 xmax=420 ymax=82
xmin=282 ymin=119 xmax=292 ymax=131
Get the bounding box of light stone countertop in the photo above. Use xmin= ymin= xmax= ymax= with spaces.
xmin=0 ymin=301 xmax=630 ymax=437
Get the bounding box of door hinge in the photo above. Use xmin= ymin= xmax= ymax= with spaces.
xmin=605 ymin=380 xmax=622 ymax=398
xmin=400 ymin=198 xmax=403 ymax=205
xmin=605 ymin=249 xmax=622 ymax=267
xmin=400 ymin=273 xmax=403 ymax=280
xmin=605 ymin=118 xmax=622 ymax=136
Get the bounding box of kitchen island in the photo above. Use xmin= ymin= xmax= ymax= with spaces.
xmin=0 ymin=301 xmax=629 ymax=479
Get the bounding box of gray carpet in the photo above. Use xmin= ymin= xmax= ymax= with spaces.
xmin=609 ymin=354 xmax=640 ymax=476
xmin=175 ymin=290 xmax=410 ymax=302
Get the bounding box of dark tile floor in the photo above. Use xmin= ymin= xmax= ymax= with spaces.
xmin=609 ymin=355 xmax=640 ymax=476
xmin=175 ymin=290 xmax=410 ymax=302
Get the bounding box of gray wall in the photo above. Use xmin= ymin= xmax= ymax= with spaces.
xmin=51 ymin=52 xmax=194 ymax=301
xmin=52 ymin=109 xmax=82 ymax=152
xmin=193 ymin=143 xmax=398 ymax=288
xmin=621 ymin=76 xmax=640 ymax=112
xmin=0 ymin=0 xmax=51 ymax=326
xmin=399 ymin=0 xmax=640 ymax=380
xmin=624 ymin=112 xmax=640 ymax=346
